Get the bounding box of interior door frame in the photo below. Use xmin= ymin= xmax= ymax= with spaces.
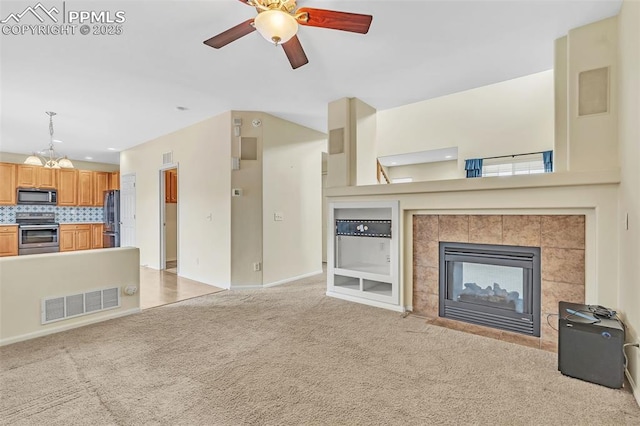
xmin=159 ymin=163 xmax=179 ymax=271
xmin=120 ymin=173 xmax=136 ymax=248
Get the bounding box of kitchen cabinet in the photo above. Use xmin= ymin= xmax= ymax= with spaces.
xmin=57 ymin=169 xmax=78 ymax=206
xmin=0 ymin=163 xmax=17 ymax=205
xmin=94 ymin=172 xmax=109 ymax=206
xmin=92 ymin=223 xmax=103 ymax=249
xmin=165 ymin=169 xmax=177 ymax=203
xmin=0 ymin=225 xmax=18 ymax=257
xmin=108 ymin=172 xmax=120 ymax=190
xmin=77 ymin=170 xmax=93 ymax=206
xmin=16 ymin=165 xmax=57 ymax=188
xmin=59 ymin=224 xmax=91 ymax=252
xmin=327 ymin=201 xmax=401 ymax=312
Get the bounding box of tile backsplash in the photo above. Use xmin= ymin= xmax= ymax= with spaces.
xmin=0 ymin=205 xmax=103 ymax=224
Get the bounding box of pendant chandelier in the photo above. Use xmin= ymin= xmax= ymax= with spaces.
xmin=24 ymin=111 xmax=74 ymax=169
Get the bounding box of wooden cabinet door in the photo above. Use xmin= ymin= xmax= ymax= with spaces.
xmin=0 ymin=226 xmax=18 ymax=257
xmin=93 ymin=172 xmax=109 ymax=206
xmin=16 ymin=165 xmax=37 ymax=187
xmin=92 ymin=223 xmax=104 ymax=248
xmin=169 ymin=171 xmax=177 ymax=203
xmin=58 ymin=169 xmax=78 ymax=206
xmin=76 ymin=227 xmax=91 ymax=250
xmin=0 ymin=163 xmax=17 ymax=205
xmin=108 ymin=172 xmax=120 ymax=190
xmin=77 ymin=170 xmax=93 ymax=206
xmin=38 ymin=168 xmax=57 ymax=188
xmin=164 ymin=169 xmax=177 ymax=203
xmin=16 ymin=165 xmax=57 ymax=188
xmin=59 ymin=228 xmax=76 ymax=251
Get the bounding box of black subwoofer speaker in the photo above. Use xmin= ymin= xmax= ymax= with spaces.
xmin=558 ymin=301 xmax=625 ymax=389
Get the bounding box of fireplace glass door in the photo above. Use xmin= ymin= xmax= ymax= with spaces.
xmin=440 ymin=242 xmax=541 ymax=336
xmin=449 ymin=262 xmax=526 ymax=314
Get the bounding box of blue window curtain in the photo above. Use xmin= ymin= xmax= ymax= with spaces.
xmin=464 ymin=159 xmax=483 ymax=178
xmin=543 ymin=151 xmax=553 ymax=172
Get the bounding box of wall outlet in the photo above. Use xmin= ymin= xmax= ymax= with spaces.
xmin=274 ymin=212 xmax=284 ymax=221
xmin=386 ymin=255 xmax=391 ymax=263
xmin=232 ymin=188 xmax=243 ymax=197
xmin=253 ymin=262 xmax=261 ymax=272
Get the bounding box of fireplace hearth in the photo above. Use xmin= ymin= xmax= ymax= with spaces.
xmin=439 ymin=242 xmax=541 ymax=336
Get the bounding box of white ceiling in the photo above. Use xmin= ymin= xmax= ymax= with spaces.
xmin=0 ymin=0 xmax=622 ymax=165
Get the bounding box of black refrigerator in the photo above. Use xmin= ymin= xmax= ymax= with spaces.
xmin=103 ymin=189 xmax=121 ymax=247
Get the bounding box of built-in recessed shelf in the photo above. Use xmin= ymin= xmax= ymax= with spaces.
xmin=363 ymin=279 xmax=392 ymax=296
xmin=334 ymin=275 xmax=360 ymax=291
xmin=327 ymin=201 xmax=400 ymax=311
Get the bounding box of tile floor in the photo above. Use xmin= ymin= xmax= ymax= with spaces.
xmin=140 ymin=266 xmax=225 ymax=310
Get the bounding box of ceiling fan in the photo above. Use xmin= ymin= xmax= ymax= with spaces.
xmin=203 ymin=0 xmax=373 ymax=69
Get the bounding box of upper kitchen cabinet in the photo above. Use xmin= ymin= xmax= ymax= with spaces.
xmin=93 ymin=172 xmax=109 ymax=206
xmin=16 ymin=165 xmax=57 ymax=189
xmin=77 ymin=170 xmax=94 ymax=206
xmin=57 ymin=169 xmax=78 ymax=206
xmin=108 ymin=172 xmax=120 ymax=190
xmin=0 ymin=163 xmax=17 ymax=205
xmin=165 ymin=169 xmax=177 ymax=203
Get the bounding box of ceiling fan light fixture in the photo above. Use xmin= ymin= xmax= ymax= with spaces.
xmin=254 ymin=10 xmax=298 ymax=45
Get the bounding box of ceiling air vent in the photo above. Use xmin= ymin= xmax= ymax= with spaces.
xmin=41 ymin=287 xmax=121 ymax=325
xmin=162 ymin=151 xmax=173 ymax=165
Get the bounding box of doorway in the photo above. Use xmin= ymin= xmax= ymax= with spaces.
xmin=160 ymin=166 xmax=178 ymax=273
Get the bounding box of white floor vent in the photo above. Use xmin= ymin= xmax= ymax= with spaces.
xmin=42 ymin=287 xmax=120 ymax=324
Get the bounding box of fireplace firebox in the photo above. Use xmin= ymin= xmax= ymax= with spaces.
xmin=439 ymin=242 xmax=541 ymax=336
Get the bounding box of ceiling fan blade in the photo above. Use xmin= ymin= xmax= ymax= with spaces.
xmin=296 ymin=8 xmax=372 ymax=34
xmin=282 ymin=35 xmax=309 ymax=69
xmin=203 ymin=19 xmax=256 ymax=49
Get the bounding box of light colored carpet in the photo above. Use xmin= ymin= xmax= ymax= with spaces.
xmin=1 ymin=272 xmax=639 ymax=425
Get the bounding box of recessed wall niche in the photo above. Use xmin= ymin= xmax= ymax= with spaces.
xmin=578 ymin=67 xmax=609 ymax=116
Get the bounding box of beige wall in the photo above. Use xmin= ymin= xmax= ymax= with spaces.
xmin=262 ymin=114 xmax=326 ymax=285
xmin=230 ymin=112 xmax=263 ymax=287
xmin=326 ymin=98 xmax=351 ymax=188
xmin=376 ymin=70 xmax=554 ymax=178
xmin=554 ymin=37 xmax=569 ymax=173
xmin=0 ymin=248 xmax=140 ymax=345
xmin=352 ymin=99 xmax=378 ymax=186
xmin=567 ymin=17 xmax=619 ymax=172
xmin=617 ymin=0 xmax=640 ymax=401
xmin=120 ymin=113 xmax=232 ymax=288
xmin=121 ymin=110 xmax=326 ymax=289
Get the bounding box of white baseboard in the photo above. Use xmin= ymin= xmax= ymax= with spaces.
xmin=230 ymin=284 xmax=263 ymax=290
xmin=231 ymin=270 xmax=324 ymax=290
xmin=263 ymin=269 xmax=323 ymax=288
xmin=326 ymin=291 xmax=405 ymax=313
xmin=0 ymin=308 xmax=141 ymax=347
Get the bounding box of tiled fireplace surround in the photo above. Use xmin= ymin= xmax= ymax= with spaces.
xmin=413 ymin=214 xmax=585 ymax=352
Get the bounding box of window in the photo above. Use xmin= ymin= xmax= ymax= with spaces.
xmin=482 ymin=153 xmax=546 ymax=177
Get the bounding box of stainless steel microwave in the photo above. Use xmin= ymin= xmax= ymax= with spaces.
xmin=16 ymin=187 xmax=57 ymax=205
